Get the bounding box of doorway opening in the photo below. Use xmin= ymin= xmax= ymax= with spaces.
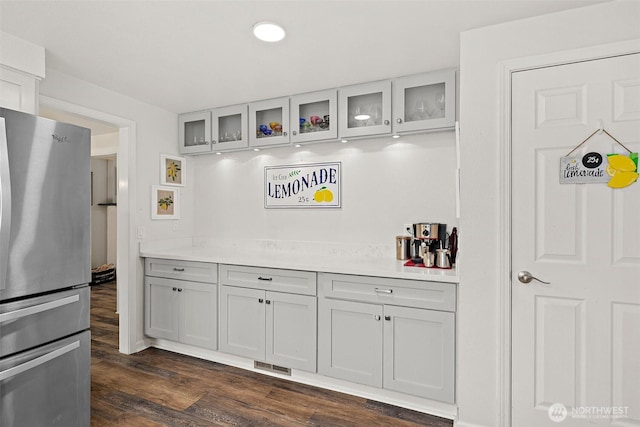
xmin=38 ymin=96 xmax=137 ymax=354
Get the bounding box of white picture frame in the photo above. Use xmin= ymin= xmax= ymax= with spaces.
xmin=160 ymin=153 xmax=186 ymax=187
xmin=151 ymin=185 xmax=180 ymax=220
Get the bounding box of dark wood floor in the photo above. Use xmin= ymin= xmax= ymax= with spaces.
xmin=90 ymin=282 xmax=453 ymax=426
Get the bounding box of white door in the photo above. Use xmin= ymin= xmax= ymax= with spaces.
xmin=511 ymin=53 xmax=640 ymax=426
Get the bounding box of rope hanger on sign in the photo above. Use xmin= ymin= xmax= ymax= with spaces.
xmin=565 ymin=127 xmax=632 ymax=157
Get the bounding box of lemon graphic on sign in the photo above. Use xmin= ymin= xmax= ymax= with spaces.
xmin=313 ymin=187 xmax=334 ymax=203
xmin=606 ymin=154 xmax=638 ymax=188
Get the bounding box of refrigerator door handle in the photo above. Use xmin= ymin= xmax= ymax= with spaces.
xmin=0 ymin=117 xmax=11 ymax=291
xmin=0 ymin=340 xmax=80 ymax=381
xmin=0 ymin=294 xmax=80 ymax=323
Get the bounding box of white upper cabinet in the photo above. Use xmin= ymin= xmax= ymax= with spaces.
xmin=392 ymin=70 xmax=456 ymax=133
xmin=338 ymin=80 xmax=392 ymax=139
xmin=249 ymin=97 xmax=290 ymax=148
xmin=178 ymin=111 xmax=212 ymax=154
xmin=211 ymin=104 xmax=248 ymax=153
xmin=290 ymin=89 xmax=338 ymax=144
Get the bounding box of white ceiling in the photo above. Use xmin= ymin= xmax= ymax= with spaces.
xmin=1 ymin=0 xmax=609 ymax=115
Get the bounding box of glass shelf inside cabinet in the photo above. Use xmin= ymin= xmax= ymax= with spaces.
xmin=255 ymin=107 xmax=284 ymax=139
xmin=218 ymin=114 xmax=242 ymax=143
xmin=347 ymin=92 xmax=383 ymax=129
xmin=404 ymin=82 xmax=446 ymax=123
xmin=184 ymin=119 xmax=207 ymax=146
xmin=299 ymin=100 xmax=330 ymax=134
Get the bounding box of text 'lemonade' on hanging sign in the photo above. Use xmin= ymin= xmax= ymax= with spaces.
xmin=559 ymin=152 xmax=638 ymax=187
xmin=264 ymin=162 xmax=341 ymax=208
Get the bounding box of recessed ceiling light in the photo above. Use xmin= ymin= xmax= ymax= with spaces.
xmin=253 ymin=22 xmax=286 ymax=42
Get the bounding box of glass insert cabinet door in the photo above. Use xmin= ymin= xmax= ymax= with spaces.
xmin=178 ymin=111 xmax=212 ymax=154
xmin=290 ymin=89 xmax=338 ymax=144
xmin=249 ymin=97 xmax=290 ymax=148
xmin=212 ymin=104 xmax=248 ymax=152
xmin=338 ymin=80 xmax=392 ymax=139
xmin=392 ymin=70 xmax=456 ymax=133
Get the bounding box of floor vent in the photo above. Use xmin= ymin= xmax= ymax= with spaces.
xmin=254 ymin=361 xmax=291 ymax=376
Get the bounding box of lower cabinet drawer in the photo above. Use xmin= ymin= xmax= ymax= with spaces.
xmin=219 ymin=264 xmax=317 ymax=296
xmin=319 ymin=273 xmax=456 ymax=312
xmin=145 ymin=258 xmax=217 ymax=283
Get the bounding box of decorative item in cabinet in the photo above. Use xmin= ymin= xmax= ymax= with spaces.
xmin=290 ymin=89 xmax=337 ymax=144
xmin=393 ymin=69 xmax=457 ymax=134
xmin=178 ymin=111 xmax=212 ymax=155
xmin=212 ymin=104 xmax=249 ymax=152
xmin=338 ymin=80 xmax=392 ymax=139
xmin=249 ymin=97 xmax=290 ymax=148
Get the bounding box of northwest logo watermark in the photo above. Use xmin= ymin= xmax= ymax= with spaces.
xmin=548 ymin=403 xmax=629 ymax=423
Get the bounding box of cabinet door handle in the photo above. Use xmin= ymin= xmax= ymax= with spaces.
xmin=258 ymin=277 xmax=273 ymax=281
xmin=173 ymin=267 xmax=185 ymax=272
xmin=374 ymin=288 xmax=393 ymax=294
xmin=374 ymin=315 xmax=381 ymax=321
xmin=384 ymin=315 xmax=391 ymax=321
xmin=259 ymin=298 xmax=264 ymax=303
xmin=172 ymin=287 xmax=177 ymax=291
xmin=396 ymin=118 xmax=403 ymax=124
xmin=266 ymin=300 xmax=271 ymax=305
xmin=384 ymin=120 xmax=390 ymax=126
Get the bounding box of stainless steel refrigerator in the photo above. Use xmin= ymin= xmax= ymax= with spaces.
xmin=0 ymin=107 xmax=91 ymax=426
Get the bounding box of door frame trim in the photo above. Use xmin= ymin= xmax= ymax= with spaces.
xmin=498 ymin=39 xmax=640 ymax=427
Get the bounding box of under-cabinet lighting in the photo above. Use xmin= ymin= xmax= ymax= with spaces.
xmin=294 ymin=144 xmax=301 ymax=148
xmin=392 ymin=135 xmax=400 ymax=139
xmin=253 ymin=22 xmax=286 ymax=42
xmin=341 ymin=139 xmax=348 ymax=143
xmin=253 ymin=148 xmax=260 ymax=152
xmin=354 ymin=114 xmax=370 ymax=121
xmin=215 ymin=152 xmax=222 ymax=155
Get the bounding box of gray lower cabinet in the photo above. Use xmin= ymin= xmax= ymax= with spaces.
xmin=318 ymin=273 xmax=456 ymax=403
xmin=219 ymin=265 xmax=317 ymax=372
xmin=144 ymin=258 xmax=218 ymax=350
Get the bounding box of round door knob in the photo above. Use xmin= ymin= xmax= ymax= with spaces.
xmin=396 ymin=118 xmax=402 ymax=124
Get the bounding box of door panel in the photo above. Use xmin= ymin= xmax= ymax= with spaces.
xmin=219 ymin=286 xmax=265 ymax=360
xmin=318 ymin=298 xmax=382 ymax=387
xmin=180 ymin=282 xmax=217 ymax=350
xmin=144 ymin=277 xmax=178 ymax=340
xmin=511 ymin=53 xmax=640 ymax=426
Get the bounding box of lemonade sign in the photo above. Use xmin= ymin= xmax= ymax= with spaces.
xmin=560 ymin=152 xmax=638 ymax=188
xmin=265 ymin=162 xmax=341 ymax=208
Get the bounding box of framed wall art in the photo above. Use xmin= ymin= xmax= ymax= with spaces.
xmin=151 ymin=185 xmax=180 ymax=220
xmin=160 ymin=153 xmax=186 ymax=186
xmin=265 ymin=162 xmax=341 ymax=209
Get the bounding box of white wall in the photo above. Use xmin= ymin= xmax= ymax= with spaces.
xmin=457 ymin=2 xmax=640 ymax=426
xmin=193 ymin=132 xmax=458 ymax=247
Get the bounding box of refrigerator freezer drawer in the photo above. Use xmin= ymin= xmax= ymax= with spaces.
xmin=0 ymin=286 xmax=89 ymax=358
xmin=0 ymin=330 xmax=90 ymax=427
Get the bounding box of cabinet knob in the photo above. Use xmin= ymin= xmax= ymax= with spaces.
xmin=259 ymin=298 xmax=264 ymax=303
xmin=266 ymin=300 xmax=271 ymax=305
xmin=374 ymin=315 xmax=381 ymax=321
xmin=212 ymin=139 xmax=217 ymax=144
xmin=204 ymin=141 xmax=210 ymax=145
xmin=384 ymin=120 xmax=390 ymax=126
xmin=396 ymin=118 xmax=403 ymax=124
xmin=283 ymin=131 xmax=288 ymax=137
xmin=177 ymin=288 xmax=183 ymax=292
xmin=384 ymin=315 xmax=391 ymax=321
xmin=292 ymin=130 xmax=297 ymax=136
xmin=172 ymin=287 xmax=177 ymax=291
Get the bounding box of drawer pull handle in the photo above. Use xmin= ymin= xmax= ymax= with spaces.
xmin=173 ymin=268 xmax=185 ymax=272
xmin=258 ymin=277 xmax=273 ymax=281
xmin=375 ymin=288 xmax=393 ymax=294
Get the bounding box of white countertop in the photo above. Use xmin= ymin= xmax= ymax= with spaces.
xmin=139 ymin=238 xmax=459 ymax=284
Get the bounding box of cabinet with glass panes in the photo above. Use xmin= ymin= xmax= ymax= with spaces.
xmin=392 ymin=69 xmax=456 ymax=134
xmin=338 ymin=80 xmax=392 ymax=139
xmin=178 ymin=111 xmax=212 ymax=155
xmin=211 ymin=104 xmax=248 ymax=153
xmin=290 ymin=89 xmax=338 ymax=144
xmin=249 ymin=97 xmax=290 ymax=148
